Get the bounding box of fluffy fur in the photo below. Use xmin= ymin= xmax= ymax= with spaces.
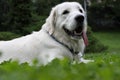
xmin=0 ymin=2 xmax=93 ymax=65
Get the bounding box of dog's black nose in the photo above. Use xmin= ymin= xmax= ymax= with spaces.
xmin=75 ymin=15 xmax=84 ymax=23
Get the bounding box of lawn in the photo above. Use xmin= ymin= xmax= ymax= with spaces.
xmin=94 ymin=31 xmax=120 ymax=53
xmin=0 ymin=31 xmax=120 ymax=80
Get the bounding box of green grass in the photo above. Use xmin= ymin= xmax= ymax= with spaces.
xmin=94 ymin=31 xmax=120 ymax=53
xmin=0 ymin=31 xmax=120 ymax=80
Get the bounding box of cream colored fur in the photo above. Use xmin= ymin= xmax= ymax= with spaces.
xmin=0 ymin=2 xmax=93 ymax=65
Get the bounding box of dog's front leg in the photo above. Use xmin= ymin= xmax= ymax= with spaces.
xmin=74 ymin=52 xmax=94 ymax=64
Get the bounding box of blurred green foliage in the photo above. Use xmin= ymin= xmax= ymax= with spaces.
xmin=88 ymin=0 xmax=120 ymax=31
xmin=0 ymin=0 xmax=32 ymax=33
xmin=22 ymin=16 xmax=46 ymax=34
xmin=86 ymin=27 xmax=108 ymax=53
xmin=0 ymin=52 xmax=120 ymax=80
xmin=0 ymin=32 xmax=21 ymax=40
xmin=1 ymin=0 xmax=119 ymax=32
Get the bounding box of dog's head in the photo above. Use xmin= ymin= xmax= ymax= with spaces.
xmin=43 ymin=2 xmax=87 ymax=40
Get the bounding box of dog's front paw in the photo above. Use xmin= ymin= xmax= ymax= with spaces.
xmin=79 ymin=58 xmax=94 ymax=64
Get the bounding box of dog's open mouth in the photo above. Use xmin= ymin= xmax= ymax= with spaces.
xmin=63 ymin=26 xmax=83 ymax=39
xmin=63 ymin=26 xmax=88 ymax=46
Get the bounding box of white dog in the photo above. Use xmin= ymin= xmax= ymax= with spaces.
xmin=0 ymin=2 xmax=93 ymax=65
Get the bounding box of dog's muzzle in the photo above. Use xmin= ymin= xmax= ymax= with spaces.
xmin=63 ymin=26 xmax=83 ymax=39
xmin=63 ymin=15 xmax=84 ymax=39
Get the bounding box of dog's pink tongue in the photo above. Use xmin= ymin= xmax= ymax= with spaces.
xmin=82 ymin=32 xmax=88 ymax=46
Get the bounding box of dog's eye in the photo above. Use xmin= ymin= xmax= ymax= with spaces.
xmin=62 ymin=10 xmax=69 ymax=15
xmin=79 ymin=9 xmax=83 ymax=13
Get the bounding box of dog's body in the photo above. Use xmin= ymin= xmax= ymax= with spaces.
xmin=0 ymin=2 xmax=93 ymax=65
xmin=0 ymin=30 xmax=74 ymax=65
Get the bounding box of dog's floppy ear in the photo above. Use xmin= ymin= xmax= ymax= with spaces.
xmin=44 ymin=7 xmax=56 ymax=35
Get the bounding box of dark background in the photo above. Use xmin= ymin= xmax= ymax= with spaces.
xmin=0 ymin=0 xmax=119 ymax=33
